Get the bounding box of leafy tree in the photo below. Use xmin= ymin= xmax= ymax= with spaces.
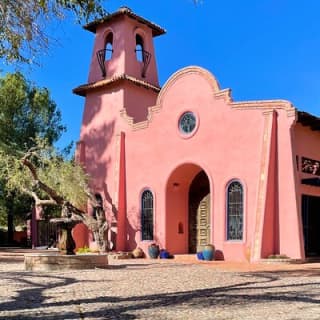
xmin=0 ymin=72 xmax=65 ymax=151
xmin=0 ymin=0 xmax=106 ymax=65
xmin=0 ymin=141 xmax=109 ymax=252
xmin=0 ymin=72 xmax=65 ymax=242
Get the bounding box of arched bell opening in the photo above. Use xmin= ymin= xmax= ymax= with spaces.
xmin=135 ymin=33 xmax=151 ymax=78
xmin=96 ymin=32 xmax=113 ymax=78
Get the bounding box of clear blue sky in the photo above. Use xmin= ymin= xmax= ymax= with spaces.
xmin=3 ymin=0 xmax=320 ymax=148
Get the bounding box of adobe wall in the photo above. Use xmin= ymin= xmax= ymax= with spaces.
xmin=121 ymin=66 xmax=298 ymax=261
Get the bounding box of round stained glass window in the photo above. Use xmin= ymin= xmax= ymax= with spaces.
xmin=179 ymin=112 xmax=196 ymax=134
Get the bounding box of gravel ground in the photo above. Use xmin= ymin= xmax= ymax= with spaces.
xmin=0 ymin=256 xmax=319 ymax=320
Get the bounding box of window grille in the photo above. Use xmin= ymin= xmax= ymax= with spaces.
xmin=227 ymin=181 xmax=243 ymax=240
xmin=179 ymin=112 xmax=196 ymax=134
xmin=141 ymin=190 xmax=154 ymax=240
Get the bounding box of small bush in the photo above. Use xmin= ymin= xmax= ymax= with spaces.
xmin=77 ymin=246 xmax=91 ymax=254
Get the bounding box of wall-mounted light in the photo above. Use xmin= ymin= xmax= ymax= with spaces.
xmin=173 ymin=182 xmax=180 ymax=190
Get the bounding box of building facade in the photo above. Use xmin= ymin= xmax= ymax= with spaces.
xmin=73 ymin=7 xmax=320 ymax=261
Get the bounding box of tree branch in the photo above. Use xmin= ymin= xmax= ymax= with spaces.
xmin=21 ymin=186 xmax=56 ymax=206
xmin=21 ymin=151 xmax=87 ymax=217
xmin=21 ymin=156 xmax=65 ymax=205
xmin=21 ymin=157 xmax=38 ymax=181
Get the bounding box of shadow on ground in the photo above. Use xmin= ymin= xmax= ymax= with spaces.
xmin=0 ymin=267 xmax=319 ymax=320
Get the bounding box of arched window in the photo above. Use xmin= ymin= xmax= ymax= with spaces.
xmin=96 ymin=32 xmax=113 ymax=77
xmin=135 ymin=34 xmax=144 ymax=62
xmin=227 ymin=181 xmax=243 ymax=240
xmin=141 ymin=190 xmax=154 ymax=240
xmin=135 ymin=33 xmax=151 ymax=77
xmin=105 ymin=33 xmax=113 ymax=61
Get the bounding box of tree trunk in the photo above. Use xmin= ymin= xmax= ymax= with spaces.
xmin=93 ymin=230 xmax=107 ymax=253
xmin=7 ymin=211 xmax=14 ymax=244
xmin=7 ymin=193 xmax=14 ymax=244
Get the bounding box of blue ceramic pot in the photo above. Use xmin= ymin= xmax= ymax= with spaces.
xmin=148 ymin=244 xmax=160 ymax=259
xmin=202 ymin=245 xmax=215 ymax=261
xmin=160 ymin=249 xmax=169 ymax=259
xmin=196 ymin=252 xmax=204 ymax=260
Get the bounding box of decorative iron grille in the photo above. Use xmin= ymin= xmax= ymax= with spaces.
xmin=37 ymin=220 xmax=58 ymax=247
xmin=227 ymin=181 xmax=243 ymax=240
xmin=96 ymin=48 xmax=113 ymax=77
xmin=141 ymin=190 xmax=154 ymax=240
xmin=302 ymin=157 xmax=320 ymax=175
xmin=135 ymin=49 xmax=151 ymax=77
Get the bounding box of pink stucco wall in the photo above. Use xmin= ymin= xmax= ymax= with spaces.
xmin=121 ymin=68 xmax=300 ymax=261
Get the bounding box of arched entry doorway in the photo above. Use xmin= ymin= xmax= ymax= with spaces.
xmin=165 ymin=164 xmax=211 ymax=254
xmin=189 ymin=171 xmax=210 ymax=253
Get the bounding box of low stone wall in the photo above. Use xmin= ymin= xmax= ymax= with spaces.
xmin=108 ymin=252 xmax=133 ymax=260
xmin=25 ymin=253 xmax=108 ymax=271
xmin=259 ymin=258 xmax=303 ymax=264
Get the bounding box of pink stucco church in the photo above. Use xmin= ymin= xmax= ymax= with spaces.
xmin=73 ymin=7 xmax=320 ymax=262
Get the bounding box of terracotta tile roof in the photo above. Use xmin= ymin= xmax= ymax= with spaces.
xmin=297 ymin=110 xmax=320 ymax=131
xmin=73 ymin=74 xmax=161 ymax=96
xmin=84 ymin=7 xmax=166 ymax=37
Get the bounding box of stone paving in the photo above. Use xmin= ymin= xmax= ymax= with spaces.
xmin=0 ymin=254 xmax=320 ymax=319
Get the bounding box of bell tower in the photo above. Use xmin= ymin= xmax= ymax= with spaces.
xmin=74 ymin=7 xmax=165 ymax=121
xmin=73 ymin=8 xmax=165 ymax=250
xmin=75 ymin=6 xmax=165 ymax=88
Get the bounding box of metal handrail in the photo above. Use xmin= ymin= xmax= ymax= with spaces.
xmin=135 ymin=49 xmax=151 ymax=77
xmin=96 ymin=48 xmax=113 ymax=77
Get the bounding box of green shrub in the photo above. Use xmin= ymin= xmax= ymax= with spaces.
xmin=76 ymin=246 xmax=91 ymax=254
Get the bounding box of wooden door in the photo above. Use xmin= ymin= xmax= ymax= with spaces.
xmin=189 ymin=192 xmax=210 ymax=253
xmin=188 ymin=170 xmax=210 ymax=253
xmin=302 ymin=195 xmax=320 ymax=257
xmin=197 ymin=193 xmax=210 ymax=252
